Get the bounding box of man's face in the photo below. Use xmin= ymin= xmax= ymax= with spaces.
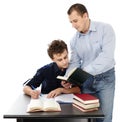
xmin=68 ymin=10 xmax=88 ymax=33
xmin=52 ymin=49 xmax=69 ymax=70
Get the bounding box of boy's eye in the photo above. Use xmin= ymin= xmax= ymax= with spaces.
xmin=57 ymin=59 xmax=62 ymax=62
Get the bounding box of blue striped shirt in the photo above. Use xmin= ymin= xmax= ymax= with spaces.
xmin=67 ymin=21 xmax=115 ymax=75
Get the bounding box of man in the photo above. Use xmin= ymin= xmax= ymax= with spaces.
xmin=23 ymin=39 xmax=80 ymax=99
xmin=62 ymin=3 xmax=115 ymax=122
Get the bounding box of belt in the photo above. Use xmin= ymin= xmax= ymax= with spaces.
xmin=93 ymin=68 xmax=114 ymax=81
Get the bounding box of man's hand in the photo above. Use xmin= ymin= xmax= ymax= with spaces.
xmin=47 ymin=88 xmax=63 ymax=98
xmin=30 ymin=90 xmax=40 ymax=99
xmin=61 ymin=81 xmax=72 ymax=89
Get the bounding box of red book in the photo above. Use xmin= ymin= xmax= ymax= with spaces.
xmin=72 ymin=103 xmax=98 ymax=112
xmin=73 ymin=93 xmax=99 ymax=104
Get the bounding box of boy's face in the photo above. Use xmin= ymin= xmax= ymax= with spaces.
xmin=52 ymin=49 xmax=69 ymax=70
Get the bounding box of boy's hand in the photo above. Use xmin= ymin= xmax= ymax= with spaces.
xmin=47 ymin=88 xmax=63 ymax=98
xmin=30 ymin=90 xmax=40 ymax=99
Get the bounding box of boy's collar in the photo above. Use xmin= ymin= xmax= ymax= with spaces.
xmin=53 ymin=62 xmax=66 ymax=73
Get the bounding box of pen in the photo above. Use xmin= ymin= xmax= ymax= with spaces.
xmin=31 ymin=85 xmax=41 ymax=96
xmin=31 ymin=85 xmax=35 ymax=90
xmin=23 ymin=79 xmax=31 ymax=86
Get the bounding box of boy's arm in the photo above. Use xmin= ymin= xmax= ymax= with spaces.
xmin=23 ymin=85 xmax=40 ymax=99
xmin=62 ymin=86 xmax=81 ymax=94
xmin=47 ymin=86 xmax=80 ymax=98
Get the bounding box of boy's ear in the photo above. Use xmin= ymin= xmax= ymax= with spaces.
xmin=52 ymin=58 xmax=55 ymax=62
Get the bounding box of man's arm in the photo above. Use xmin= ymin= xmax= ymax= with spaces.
xmin=83 ymin=24 xmax=115 ymax=75
xmin=62 ymin=86 xmax=81 ymax=94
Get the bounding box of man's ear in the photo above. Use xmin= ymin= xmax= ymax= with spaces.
xmin=83 ymin=13 xmax=88 ymax=18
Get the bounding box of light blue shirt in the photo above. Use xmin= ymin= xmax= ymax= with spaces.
xmin=67 ymin=21 xmax=115 ymax=75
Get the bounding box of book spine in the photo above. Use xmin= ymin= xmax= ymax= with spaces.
xmin=72 ymin=103 xmax=98 ymax=112
xmin=73 ymin=96 xmax=99 ymax=104
xmin=73 ymin=99 xmax=100 ymax=109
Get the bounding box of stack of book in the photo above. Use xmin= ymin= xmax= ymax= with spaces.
xmin=72 ymin=93 xmax=100 ymax=112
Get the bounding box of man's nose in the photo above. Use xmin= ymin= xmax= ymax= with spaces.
xmin=72 ymin=22 xmax=76 ymax=28
xmin=72 ymin=23 xmax=75 ymax=28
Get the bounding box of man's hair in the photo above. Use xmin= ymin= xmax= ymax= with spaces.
xmin=47 ymin=40 xmax=68 ymax=59
xmin=67 ymin=3 xmax=88 ymax=17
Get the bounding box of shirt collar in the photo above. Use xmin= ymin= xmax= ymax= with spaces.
xmin=78 ymin=20 xmax=96 ymax=37
xmin=89 ymin=21 xmax=96 ymax=32
xmin=53 ymin=62 xmax=66 ymax=74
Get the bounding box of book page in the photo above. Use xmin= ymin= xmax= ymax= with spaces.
xmin=27 ymin=98 xmax=43 ymax=112
xmin=55 ymin=94 xmax=74 ymax=103
xmin=67 ymin=67 xmax=77 ymax=77
xmin=56 ymin=75 xmax=68 ymax=81
xmin=56 ymin=67 xmax=77 ymax=81
xmin=41 ymin=93 xmax=74 ymax=103
xmin=27 ymin=97 xmax=61 ymax=112
xmin=43 ymin=98 xmax=61 ymax=111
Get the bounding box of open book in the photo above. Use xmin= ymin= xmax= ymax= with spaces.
xmin=57 ymin=67 xmax=93 ymax=86
xmin=41 ymin=93 xmax=74 ymax=103
xmin=54 ymin=93 xmax=74 ymax=103
xmin=27 ymin=97 xmax=61 ymax=112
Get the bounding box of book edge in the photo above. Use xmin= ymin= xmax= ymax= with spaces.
xmin=72 ymin=103 xmax=98 ymax=112
xmin=73 ymin=99 xmax=100 ymax=109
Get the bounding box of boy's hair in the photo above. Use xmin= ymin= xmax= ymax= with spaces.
xmin=47 ymin=39 xmax=68 ymax=59
xmin=67 ymin=3 xmax=88 ymax=17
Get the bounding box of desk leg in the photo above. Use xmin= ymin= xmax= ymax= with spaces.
xmin=16 ymin=119 xmax=89 ymax=122
xmin=88 ymin=118 xmax=96 ymax=122
xmin=17 ymin=118 xmax=24 ymax=122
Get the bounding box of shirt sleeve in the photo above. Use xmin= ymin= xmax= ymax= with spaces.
xmin=65 ymin=35 xmax=82 ymax=76
xmin=84 ymin=24 xmax=115 ymax=75
xmin=25 ymin=67 xmax=45 ymax=89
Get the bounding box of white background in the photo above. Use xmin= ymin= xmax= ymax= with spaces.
xmin=0 ymin=0 xmax=120 ymax=122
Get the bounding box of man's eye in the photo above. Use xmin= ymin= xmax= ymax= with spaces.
xmin=73 ymin=20 xmax=78 ymax=23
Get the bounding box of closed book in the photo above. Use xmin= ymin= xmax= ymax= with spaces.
xmin=73 ymin=98 xmax=100 ymax=109
xmin=57 ymin=67 xmax=93 ymax=86
xmin=74 ymin=94 xmax=99 ymax=104
xmin=72 ymin=103 xmax=98 ymax=112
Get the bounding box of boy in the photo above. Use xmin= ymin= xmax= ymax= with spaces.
xmin=23 ymin=40 xmax=80 ymax=99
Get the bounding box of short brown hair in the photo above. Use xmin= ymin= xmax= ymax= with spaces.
xmin=47 ymin=40 xmax=68 ymax=59
xmin=67 ymin=3 xmax=88 ymax=17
